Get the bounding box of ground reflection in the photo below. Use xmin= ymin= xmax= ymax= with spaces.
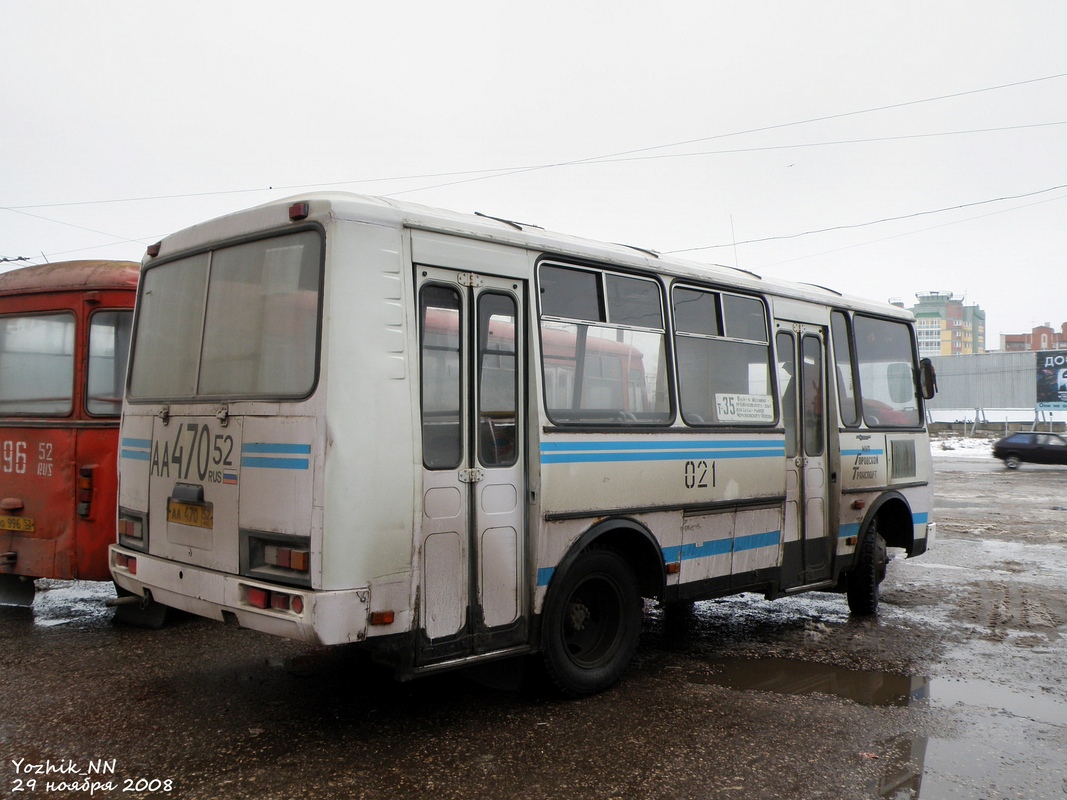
xmin=692 ymin=657 xmax=928 ymax=798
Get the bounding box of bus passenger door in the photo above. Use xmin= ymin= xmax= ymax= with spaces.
xmin=417 ymin=268 xmax=527 ymax=665
xmin=776 ymin=324 xmax=831 ymax=586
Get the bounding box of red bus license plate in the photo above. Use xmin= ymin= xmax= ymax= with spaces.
xmin=0 ymin=515 xmax=35 ymax=533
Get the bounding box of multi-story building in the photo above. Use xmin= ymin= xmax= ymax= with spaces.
xmin=1001 ymin=322 xmax=1067 ymax=352
xmin=891 ymin=292 xmax=986 ymax=357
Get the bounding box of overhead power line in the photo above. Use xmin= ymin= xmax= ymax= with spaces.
xmin=667 ymin=183 xmax=1067 ymax=253
xmin=6 ymin=70 xmax=1067 ymax=211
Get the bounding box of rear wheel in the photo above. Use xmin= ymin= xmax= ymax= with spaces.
xmin=847 ymin=520 xmax=887 ymax=616
xmin=541 ymin=548 xmax=642 ymax=697
xmin=1004 ymin=454 xmax=1021 ymax=469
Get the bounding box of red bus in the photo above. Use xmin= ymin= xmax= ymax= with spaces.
xmin=0 ymin=260 xmax=138 ymax=606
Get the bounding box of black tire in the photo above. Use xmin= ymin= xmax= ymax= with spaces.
xmin=1005 ymin=454 xmax=1021 ymax=470
xmin=846 ymin=520 xmax=887 ymax=616
xmin=541 ymin=548 xmax=642 ymax=697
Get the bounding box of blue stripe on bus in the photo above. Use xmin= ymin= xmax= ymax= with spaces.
xmin=242 ymin=443 xmax=312 ymax=455
xmin=241 ymin=456 xmax=310 ymax=470
xmin=841 ymin=449 xmax=885 ymax=457
xmin=733 ymin=530 xmax=781 ymax=552
xmin=540 ymin=439 xmax=785 ymax=464
xmin=536 ymin=566 xmax=556 ymax=587
xmin=839 ymin=522 xmax=861 ymax=539
xmin=240 ymin=442 xmax=311 ymax=470
xmin=664 ymin=530 xmax=781 ymax=562
xmin=120 ymin=437 xmax=152 ymax=461
xmin=537 ymin=529 xmax=783 ymax=586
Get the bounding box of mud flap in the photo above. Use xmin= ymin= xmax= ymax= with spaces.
xmin=0 ymin=574 xmax=36 ymax=607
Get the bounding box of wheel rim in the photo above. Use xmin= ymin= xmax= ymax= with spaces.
xmin=561 ymin=574 xmax=625 ymax=669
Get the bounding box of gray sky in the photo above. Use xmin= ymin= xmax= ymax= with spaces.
xmin=3 ymin=1 xmax=1065 ymax=346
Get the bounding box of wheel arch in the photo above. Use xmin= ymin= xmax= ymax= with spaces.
xmin=859 ymin=491 xmax=915 ymax=554
xmin=548 ymin=516 xmax=666 ymax=603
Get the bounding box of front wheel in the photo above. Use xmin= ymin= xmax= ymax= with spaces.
xmin=1004 ymin=454 xmax=1021 ymax=469
xmin=541 ymin=548 xmax=642 ymax=697
xmin=847 ymin=521 xmax=887 ymax=616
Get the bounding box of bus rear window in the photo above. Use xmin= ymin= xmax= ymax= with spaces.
xmin=0 ymin=313 xmax=75 ymax=415
xmin=129 ymin=231 xmax=322 ymax=400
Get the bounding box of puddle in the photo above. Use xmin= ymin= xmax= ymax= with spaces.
xmin=695 ymin=656 xmax=925 ymax=708
xmin=692 ymin=658 xmax=1067 ymax=798
xmin=932 ymin=677 xmax=1067 ymax=726
xmin=694 ymin=657 xmax=928 ymax=797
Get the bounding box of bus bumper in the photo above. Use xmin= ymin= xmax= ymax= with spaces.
xmin=109 ymin=545 xmax=369 ymax=645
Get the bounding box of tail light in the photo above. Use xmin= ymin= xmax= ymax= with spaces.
xmin=242 ymin=584 xmax=304 ymax=614
xmin=118 ymin=510 xmax=147 ymax=552
xmin=263 ymin=545 xmax=310 ymax=572
xmin=114 ymin=552 xmax=137 ymax=575
xmin=77 ymin=466 xmax=94 ymax=518
xmin=241 ymin=531 xmax=311 ymax=588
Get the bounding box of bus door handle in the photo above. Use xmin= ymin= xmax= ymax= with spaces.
xmin=459 ymin=468 xmax=485 ymax=484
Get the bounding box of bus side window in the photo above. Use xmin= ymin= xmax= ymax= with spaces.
xmin=853 ymin=315 xmax=922 ymax=428
xmin=830 ymin=311 xmax=859 ymax=427
xmin=87 ymin=310 xmax=133 ymax=416
xmin=538 ymin=264 xmax=669 ymax=425
xmin=420 ymin=285 xmax=463 ymax=469
xmin=0 ymin=313 xmax=76 ymax=416
xmin=478 ymin=292 xmax=517 ymax=467
xmin=674 ymin=287 xmax=774 ymax=426
xmin=777 ymin=331 xmax=798 ymax=459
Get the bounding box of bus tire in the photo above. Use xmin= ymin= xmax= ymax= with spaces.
xmin=847 ymin=520 xmax=887 ymax=616
xmin=541 ymin=548 xmax=642 ymax=697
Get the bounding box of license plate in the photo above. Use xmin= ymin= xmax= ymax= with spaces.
xmin=166 ymin=499 xmax=214 ymax=529
xmin=0 ymin=515 xmax=34 ymax=533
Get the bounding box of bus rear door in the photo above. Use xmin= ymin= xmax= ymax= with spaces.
xmin=416 ymin=268 xmax=527 ymax=665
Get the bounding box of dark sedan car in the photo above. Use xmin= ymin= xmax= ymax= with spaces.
xmin=992 ymin=432 xmax=1067 ymax=469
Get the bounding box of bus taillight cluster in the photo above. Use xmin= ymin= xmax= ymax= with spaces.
xmin=244 ymin=585 xmax=304 ymax=614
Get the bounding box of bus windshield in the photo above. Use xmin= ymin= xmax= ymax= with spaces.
xmin=128 ymin=230 xmax=322 ymax=401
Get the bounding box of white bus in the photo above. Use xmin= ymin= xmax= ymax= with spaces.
xmin=111 ymin=194 xmax=937 ymax=696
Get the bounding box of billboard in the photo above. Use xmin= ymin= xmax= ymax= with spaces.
xmin=1036 ymin=351 xmax=1067 ymax=410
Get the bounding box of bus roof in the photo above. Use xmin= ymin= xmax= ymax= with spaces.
xmin=148 ymin=192 xmax=914 ymax=321
xmin=0 ymin=260 xmax=140 ymax=297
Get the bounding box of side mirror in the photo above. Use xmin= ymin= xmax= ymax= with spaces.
xmin=919 ymin=357 xmax=938 ymax=400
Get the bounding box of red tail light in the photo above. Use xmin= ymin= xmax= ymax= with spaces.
xmin=244 ymin=585 xmax=304 ymax=614
xmin=77 ymin=466 xmax=94 ymax=518
xmin=247 ymin=587 xmax=270 ymax=609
